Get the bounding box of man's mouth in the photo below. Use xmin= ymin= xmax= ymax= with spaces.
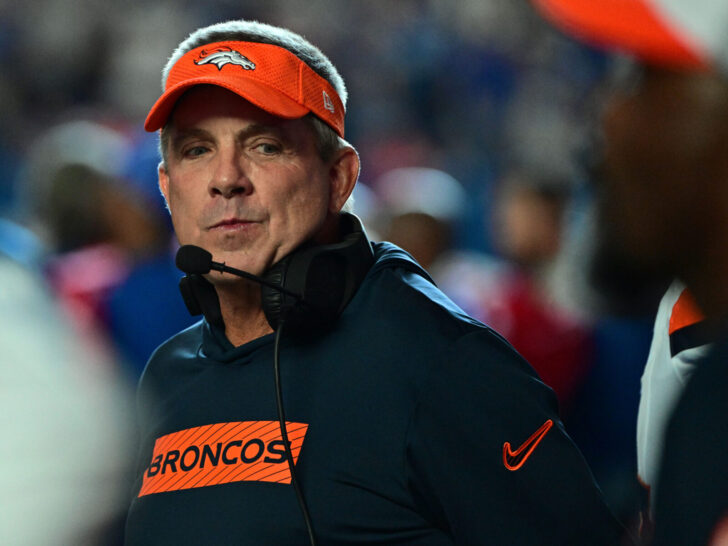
xmin=209 ymin=218 xmax=257 ymax=230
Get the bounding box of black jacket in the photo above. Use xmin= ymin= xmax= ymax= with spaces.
xmin=126 ymin=242 xmax=628 ymax=545
xmin=653 ymin=334 xmax=728 ymax=546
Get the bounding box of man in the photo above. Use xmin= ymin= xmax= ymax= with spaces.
xmin=532 ymin=0 xmax=728 ymax=544
xmin=125 ymin=20 xmax=629 ymax=545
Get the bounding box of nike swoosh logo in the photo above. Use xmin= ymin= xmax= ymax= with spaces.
xmin=503 ymin=419 xmax=553 ymax=471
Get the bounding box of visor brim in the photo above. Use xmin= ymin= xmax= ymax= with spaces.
xmin=145 ymin=77 xmax=310 ymax=132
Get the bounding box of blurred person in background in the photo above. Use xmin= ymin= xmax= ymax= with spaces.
xmin=17 ymin=121 xmax=163 ymax=368
xmin=17 ymin=120 xmax=193 ymax=378
xmin=0 ymin=249 xmax=134 ymax=544
xmin=636 ymin=279 xmax=711 ymax=539
xmin=0 ymin=140 xmax=134 ymax=544
xmin=482 ymin=168 xmax=593 ymax=413
xmin=377 ymin=165 xmax=592 ymax=413
xmin=533 ymin=0 xmax=728 ymax=543
xmin=125 ymin=18 xmax=632 ymax=545
xmin=106 ymin=130 xmax=197 ymax=378
xmin=375 ymin=166 xmax=467 ymax=271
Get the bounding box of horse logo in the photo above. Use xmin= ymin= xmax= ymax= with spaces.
xmin=194 ymin=47 xmax=256 ymax=71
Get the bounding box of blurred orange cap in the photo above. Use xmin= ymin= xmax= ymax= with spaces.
xmin=532 ymin=0 xmax=728 ymax=70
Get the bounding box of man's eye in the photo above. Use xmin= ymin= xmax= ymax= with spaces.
xmin=183 ymin=146 xmax=208 ymax=158
xmin=255 ymin=142 xmax=280 ymax=154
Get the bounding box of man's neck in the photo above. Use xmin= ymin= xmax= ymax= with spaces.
xmin=209 ymin=214 xmax=345 ymax=347
xmin=214 ymin=279 xmax=274 ymax=347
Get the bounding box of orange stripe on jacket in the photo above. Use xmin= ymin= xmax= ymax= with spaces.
xmin=138 ymin=421 xmax=308 ymax=497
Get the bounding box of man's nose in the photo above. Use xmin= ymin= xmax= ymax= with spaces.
xmin=208 ymin=149 xmax=253 ymax=198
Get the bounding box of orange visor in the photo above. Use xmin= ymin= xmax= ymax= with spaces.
xmin=145 ymin=41 xmax=345 ymax=137
xmin=532 ymin=0 xmax=708 ymax=70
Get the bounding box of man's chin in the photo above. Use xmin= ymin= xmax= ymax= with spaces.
xmin=206 ymin=269 xmax=264 ymax=288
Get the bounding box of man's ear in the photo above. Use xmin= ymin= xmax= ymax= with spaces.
xmin=328 ymin=146 xmax=360 ymax=213
xmin=158 ymin=161 xmax=171 ymax=209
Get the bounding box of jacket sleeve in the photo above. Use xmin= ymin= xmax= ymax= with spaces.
xmin=405 ymin=329 xmax=633 ymax=545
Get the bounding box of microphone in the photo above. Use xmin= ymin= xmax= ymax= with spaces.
xmin=175 ymin=245 xmax=215 ymax=275
xmin=175 ymin=245 xmax=300 ymax=299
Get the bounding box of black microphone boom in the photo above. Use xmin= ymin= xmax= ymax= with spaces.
xmin=175 ymin=245 xmax=301 ymax=298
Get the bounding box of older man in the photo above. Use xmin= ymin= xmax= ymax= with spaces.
xmin=125 ymin=19 xmax=629 ymax=545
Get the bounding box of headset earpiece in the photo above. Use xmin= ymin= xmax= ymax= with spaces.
xmin=262 ymin=247 xmax=348 ymax=333
xmin=261 ymin=213 xmax=373 ymax=334
xmin=179 ymin=274 xmax=224 ymax=328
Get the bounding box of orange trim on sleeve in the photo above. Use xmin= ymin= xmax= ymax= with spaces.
xmin=669 ymin=288 xmax=705 ymax=335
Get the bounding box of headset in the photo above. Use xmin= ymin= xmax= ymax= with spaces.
xmin=175 ymin=212 xmax=374 ymax=546
xmin=177 ymin=212 xmax=374 ymax=335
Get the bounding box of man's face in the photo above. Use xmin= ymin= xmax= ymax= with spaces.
xmin=592 ymin=64 xmax=728 ymax=289
xmin=159 ymin=86 xmax=338 ymax=278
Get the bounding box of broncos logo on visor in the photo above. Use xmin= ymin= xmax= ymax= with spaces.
xmin=194 ymin=47 xmax=256 ymax=71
